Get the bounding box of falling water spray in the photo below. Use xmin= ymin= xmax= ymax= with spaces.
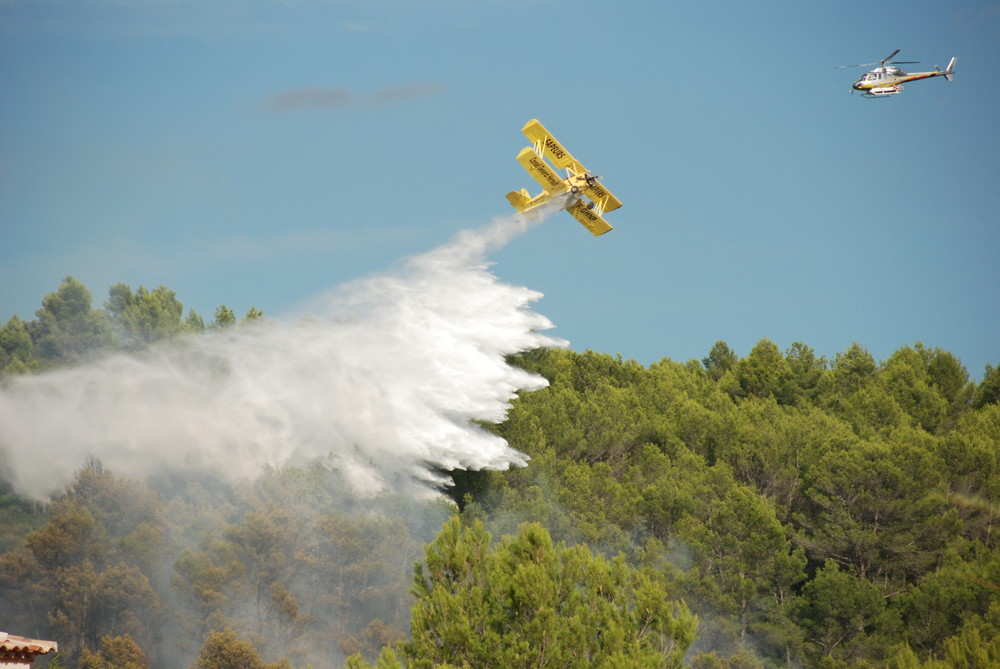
xmin=0 ymin=211 xmax=566 ymax=500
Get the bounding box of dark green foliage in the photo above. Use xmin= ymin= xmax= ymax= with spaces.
xmin=975 ymin=363 xmax=1000 ymax=408
xmin=793 ymin=560 xmax=890 ymax=662
xmin=194 ymin=628 xmax=292 ymax=669
xmin=440 ymin=467 xmax=493 ymax=512
xmin=29 ymin=276 xmax=117 ymax=368
xmin=729 ymin=338 xmax=794 ymax=403
xmin=403 ymin=517 xmax=695 ymax=668
xmin=784 ymin=341 xmax=826 ymax=404
xmin=703 ymin=340 xmax=738 ymax=381
xmin=105 ymin=283 xmax=187 ymax=348
xmin=212 ymin=305 xmax=237 ymax=328
xmin=0 ymin=314 xmax=36 ymax=374
xmin=79 ymin=633 xmax=150 ymax=669
xmin=485 ymin=344 xmax=997 ymax=667
xmin=0 ymin=276 xmax=261 ymax=379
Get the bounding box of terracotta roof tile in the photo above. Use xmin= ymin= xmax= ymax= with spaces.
xmin=0 ymin=631 xmax=58 ymax=657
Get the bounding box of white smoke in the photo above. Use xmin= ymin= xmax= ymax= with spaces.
xmin=0 ymin=211 xmax=567 ymax=500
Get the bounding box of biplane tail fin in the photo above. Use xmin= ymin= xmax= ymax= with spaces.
xmin=943 ymin=57 xmax=956 ymax=82
xmin=505 ymin=189 xmax=532 ymax=211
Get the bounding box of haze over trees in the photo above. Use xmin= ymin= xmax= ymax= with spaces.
xmin=2 ymin=277 xmax=999 ymax=668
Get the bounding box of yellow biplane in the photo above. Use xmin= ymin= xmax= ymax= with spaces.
xmin=506 ymin=119 xmax=622 ymax=236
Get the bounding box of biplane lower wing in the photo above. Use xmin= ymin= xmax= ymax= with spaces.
xmin=516 ymin=147 xmax=567 ymax=194
xmin=567 ymin=200 xmax=613 ymax=237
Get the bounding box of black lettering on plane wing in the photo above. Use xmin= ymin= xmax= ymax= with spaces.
xmin=522 ymin=119 xmax=587 ymax=173
xmin=517 ymin=147 xmax=566 ymax=192
xmin=568 ymin=200 xmax=613 ymax=236
xmin=585 ymin=183 xmax=623 ymax=213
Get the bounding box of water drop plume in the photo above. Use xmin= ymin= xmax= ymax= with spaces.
xmin=0 ymin=212 xmax=566 ymax=500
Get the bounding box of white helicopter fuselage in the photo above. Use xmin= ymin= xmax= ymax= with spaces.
xmin=853 ymin=57 xmax=956 ymax=97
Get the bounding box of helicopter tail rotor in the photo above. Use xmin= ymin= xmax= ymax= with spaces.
xmin=943 ymin=56 xmax=957 ymax=81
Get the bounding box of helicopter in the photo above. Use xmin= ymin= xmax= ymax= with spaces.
xmin=837 ymin=49 xmax=956 ymax=97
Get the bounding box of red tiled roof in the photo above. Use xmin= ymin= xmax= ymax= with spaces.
xmin=0 ymin=631 xmax=58 ymax=658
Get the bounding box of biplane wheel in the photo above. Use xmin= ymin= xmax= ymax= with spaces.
xmin=570 ymin=186 xmax=580 ymax=194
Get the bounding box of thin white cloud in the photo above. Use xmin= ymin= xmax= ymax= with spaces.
xmin=260 ymin=87 xmax=354 ymax=111
xmin=260 ymin=81 xmax=444 ymax=112
xmin=370 ymin=81 xmax=445 ymax=105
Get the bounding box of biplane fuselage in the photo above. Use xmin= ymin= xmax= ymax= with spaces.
xmin=506 ymin=119 xmax=621 ymax=237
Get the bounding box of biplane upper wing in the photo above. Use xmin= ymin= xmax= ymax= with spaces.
xmin=516 ymin=147 xmax=567 ymax=195
xmin=567 ymin=200 xmax=613 ymax=237
xmin=521 ymin=119 xmax=588 ymax=174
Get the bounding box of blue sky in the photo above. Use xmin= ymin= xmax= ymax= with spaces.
xmin=2 ymin=0 xmax=998 ymax=378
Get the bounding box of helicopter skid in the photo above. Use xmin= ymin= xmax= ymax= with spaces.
xmin=863 ymin=84 xmax=903 ymax=98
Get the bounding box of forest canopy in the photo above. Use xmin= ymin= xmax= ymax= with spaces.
xmin=1 ymin=276 xmax=999 ymax=668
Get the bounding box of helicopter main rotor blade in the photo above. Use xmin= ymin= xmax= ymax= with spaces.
xmin=833 ymin=50 xmax=919 ymax=70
